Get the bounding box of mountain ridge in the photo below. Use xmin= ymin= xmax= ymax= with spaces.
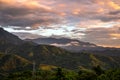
xmin=0 ymin=28 xmax=23 ymax=45
xmin=25 ymin=37 xmax=107 ymax=52
xmin=0 ymin=28 xmax=120 ymax=73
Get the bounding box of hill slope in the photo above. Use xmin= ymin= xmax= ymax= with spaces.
xmin=0 ymin=28 xmax=120 ymax=73
xmin=0 ymin=28 xmax=23 ymax=44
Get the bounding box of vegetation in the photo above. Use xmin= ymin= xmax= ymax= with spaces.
xmin=0 ymin=41 xmax=120 ymax=80
xmin=1 ymin=67 xmax=120 ymax=80
xmin=0 ymin=28 xmax=120 ymax=80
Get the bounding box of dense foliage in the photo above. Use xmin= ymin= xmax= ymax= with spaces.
xmin=1 ymin=67 xmax=120 ymax=80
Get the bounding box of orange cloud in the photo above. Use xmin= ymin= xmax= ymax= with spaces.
xmin=108 ymin=1 xmax=120 ymax=10
xmin=94 ymin=0 xmax=105 ymax=5
xmin=58 ymin=4 xmax=66 ymax=7
xmin=25 ymin=1 xmax=52 ymax=10
xmin=0 ymin=0 xmax=16 ymax=5
xmin=24 ymin=1 xmax=40 ymax=9
xmin=72 ymin=9 xmax=81 ymax=15
xmin=96 ymin=0 xmax=120 ymax=10
xmin=99 ymin=44 xmax=120 ymax=48
xmin=0 ymin=0 xmax=52 ymax=10
xmin=59 ymin=12 xmax=66 ymax=16
xmin=110 ymin=33 xmax=120 ymax=38
xmin=97 ymin=8 xmax=104 ymax=13
xmin=32 ymin=23 xmax=41 ymax=29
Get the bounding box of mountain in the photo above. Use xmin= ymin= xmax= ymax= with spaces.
xmin=0 ymin=47 xmax=120 ymax=71
xmin=0 ymin=53 xmax=32 ymax=76
xmin=25 ymin=37 xmax=107 ymax=52
xmin=0 ymin=28 xmax=120 ymax=75
xmin=0 ymin=28 xmax=23 ymax=45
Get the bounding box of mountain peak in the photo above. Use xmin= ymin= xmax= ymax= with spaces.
xmin=0 ymin=28 xmax=23 ymax=44
xmin=0 ymin=27 xmax=4 ymax=30
xmin=26 ymin=37 xmax=103 ymax=52
xmin=0 ymin=27 xmax=6 ymax=33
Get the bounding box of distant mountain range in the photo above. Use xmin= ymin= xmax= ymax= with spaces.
xmin=0 ymin=27 xmax=120 ymax=75
xmin=25 ymin=37 xmax=120 ymax=54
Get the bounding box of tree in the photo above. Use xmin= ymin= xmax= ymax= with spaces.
xmin=55 ymin=68 xmax=65 ymax=80
xmin=93 ymin=65 xmax=104 ymax=75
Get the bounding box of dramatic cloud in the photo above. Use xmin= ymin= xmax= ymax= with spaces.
xmin=0 ymin=0 xmax=62 ymax=28
xmin=80 ymin=26 xmax=120 ymax=47
xmin=0 ymin=0 xmax=120 ymax=47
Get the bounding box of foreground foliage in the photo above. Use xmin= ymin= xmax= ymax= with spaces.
xmin=1 ymin=66 xmax=120 ymax=80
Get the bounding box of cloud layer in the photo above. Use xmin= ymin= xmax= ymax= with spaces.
xmin=0 ymin=0 xmax=120 ymax=47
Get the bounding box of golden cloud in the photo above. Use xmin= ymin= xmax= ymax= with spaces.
xmin=72 ymin=9 xmax=81 ymax=15
xmin=59 ymin=12 xmax=66 ymax=16
xmin=110 ymin=33 xmax=120 ymax=38
xmin=58 ymin=4 xmax=66 ymax=7
xmin=0 ymin=0 xmax=52 ymax=10
xmin=99 ymin=44 xmax=120 ymax=48
xmin=97 ymin=8 xmax=104 ymax=13
xmin=108 ymin=1 xmax=120 ymax=10
xmin=95 ymin=0 xmax=120 ymax=10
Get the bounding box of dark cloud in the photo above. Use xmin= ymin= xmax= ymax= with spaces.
xmin=80 ymin=27 xmax=120 ymax=47
xmin=59 ymin=0 xmax=93 ymax=4
xmin=109 ymin=10 xmax=120 ymax=15
xmin=0 ymin=7 xmax=31 ymax=16
xmin=0 ymin=0 xmax=61 ymax=27
xmin=93 ymin=15 xmax=120 ymax=22
xmin=0 ymin=14 xmax=58 ymax=27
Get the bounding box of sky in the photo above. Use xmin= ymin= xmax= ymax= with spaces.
xmin=0 ymin=0 xmax=120 ymax=48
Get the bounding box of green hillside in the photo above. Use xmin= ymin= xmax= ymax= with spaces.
xmin=0 ymin=42 xmax=120 ymax=79
xmin=0 ymin=42 xmax=120 ymax=72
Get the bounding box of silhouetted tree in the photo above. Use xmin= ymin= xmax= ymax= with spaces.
xmin=93 ymin=65 xmax=104 ymax=75
xmin=55 ymin=68 xmax=65 ymax=80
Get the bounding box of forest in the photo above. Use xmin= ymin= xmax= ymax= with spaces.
xmin=2 ymin=66 xmax=120 ymax=80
